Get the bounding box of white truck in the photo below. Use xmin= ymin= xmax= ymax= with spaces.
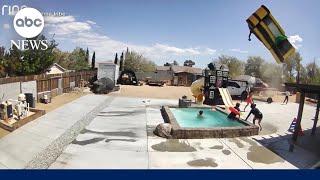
xmin=227 ymin=80 xmax=250 ymax=100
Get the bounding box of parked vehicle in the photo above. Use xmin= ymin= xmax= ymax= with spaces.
xmin=227 ymin=80 xmax=250 ymax=100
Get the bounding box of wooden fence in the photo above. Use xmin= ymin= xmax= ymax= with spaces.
xmin=0 ymin=70 xmax=97 ymax=101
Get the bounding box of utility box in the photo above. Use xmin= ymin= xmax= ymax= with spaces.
xmin=97 ymin=62 xmax=119 ymax=85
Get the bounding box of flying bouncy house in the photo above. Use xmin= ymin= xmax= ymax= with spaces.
xmin=246 ymin=5 xmax=296 ymax=64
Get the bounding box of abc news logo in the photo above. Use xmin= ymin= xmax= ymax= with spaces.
xmin=11 ymin=7 xmax=48 ymax=50
xmin=15 ymin=16 xmax=42 ymax=28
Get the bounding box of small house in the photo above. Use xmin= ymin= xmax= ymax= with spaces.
xmin=46 ymin=63 xmax=68 ymax=74
xmin=156 ymin=66 xmax=203 ymax=86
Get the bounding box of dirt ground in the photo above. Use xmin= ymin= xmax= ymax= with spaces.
xmin=109 ymin=85 xmax=300 ymax=103
xmin=109 ymin=85 xmax=194 ymax=100
xmin=36 ymin=91 xmax=88 ymax=112
xmin=0 ymin=91 xmax=88 ymax=139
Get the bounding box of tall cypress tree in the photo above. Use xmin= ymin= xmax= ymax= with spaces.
xmin=120 ymin=52 xmax=124 ymax=71
xmin=114 ymin=53 xmax=118 ymax=65
xmin=91 ymin=51 xmax=96 ymax=69
xmin=85 ymin=47 xmax=89 ymax=64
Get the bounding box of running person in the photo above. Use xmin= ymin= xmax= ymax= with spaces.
xmin=245 ymin=104 xmax=263 ymax=131
xmin=244 ymin=91 xmax=254 ymax=111
xmin=283 ymin=91 xmax=290 ymax=104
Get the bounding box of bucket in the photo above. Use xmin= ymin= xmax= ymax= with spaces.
xmin=25 ymin=93 xmax=35 ymax=108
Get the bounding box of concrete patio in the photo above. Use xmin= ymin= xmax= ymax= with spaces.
xmin=0 ymin=94 xmax=318 ymax=169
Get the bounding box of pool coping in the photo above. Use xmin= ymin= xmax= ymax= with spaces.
xmin=161 ymin=106 xmax=259 ymax=139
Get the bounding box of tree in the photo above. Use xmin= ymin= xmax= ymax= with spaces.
xmin=283 ymin=55 xmax=296 ymax=82
xmin=85 ymin=47 xmax=89 ymax=64
xmin=215 ymin=55 xmax=244 ymax=78
xmin=183 ymin=60 xmax=195 ymax=67
xmin=114 ymin=53 xmax=118 ymax=65
xmin=245 ymin=56 xmax=265 ymax=77
xmin=67 ymin=47 xmax=90 ymax=71
xmin=124 ymin=49 xmax=156 ymax=72
xmin=5 ymin=35 xmax=59 ymax=76
xmin=119 ymin=52 xmax=124 ymax=71
xmin=291 ymin=52 xmax=302 ymax=84
xmin=305 ymin=60 xmax=320 ymax=84
xmin=164 ymin=60 xmax=179 ymax=66
xmin=91 ymin=51 xmax=96 ymax=69
xmin=164 ymin=62 xmax=171 ymax=66
xmin=0 ymin=46 xmax=6 ymax=77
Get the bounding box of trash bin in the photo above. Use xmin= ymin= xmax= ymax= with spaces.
xmin=25 ymin=93 xmax=35 ymax=108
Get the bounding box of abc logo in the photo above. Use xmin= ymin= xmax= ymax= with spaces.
xmin=13 ymin=8 xmax=44 ymax=38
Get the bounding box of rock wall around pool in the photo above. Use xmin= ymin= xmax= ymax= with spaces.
xmin=160 ymin=106 xmax=259 ymax=139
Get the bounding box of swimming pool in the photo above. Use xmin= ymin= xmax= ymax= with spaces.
xmin=170 ymin=108 xmax=244 ymax=128
xmin=161 ymin=106 xmax=259 ymax=138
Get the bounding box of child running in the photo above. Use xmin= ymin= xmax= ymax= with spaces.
xmin=244 ymin=91 xmax=254 ymax=112
xmin=245 ymin=103 xmax=263 ymax=131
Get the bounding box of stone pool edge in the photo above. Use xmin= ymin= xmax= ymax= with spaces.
xmin=161 ymin=106 xmax=259 ymax=139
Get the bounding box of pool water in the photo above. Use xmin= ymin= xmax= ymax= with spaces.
xmin=170 ymin=108 xmax=245 ymax=128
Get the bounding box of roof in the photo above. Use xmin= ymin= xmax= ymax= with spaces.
xmin=156 ymin=65 xmax=202 ymax=74
xmin=156 ymin=66 xmax=171 ymax=71
xmin=285 ymin=83 xmax=320 ymax=94
xmin=49 ymin=63 xmax=67 ymax=72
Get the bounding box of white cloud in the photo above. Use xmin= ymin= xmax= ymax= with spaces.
xmin=86 ymin=20 xmax=96 ymax=25
xmin=46 ymin=21 xmax=91 ymax=35
xmin=45 ymin=16 xmax=216 ymax=62
xmin=288 ymin=35 xmax=303 ymax=49
xmin=204 ymin=48 xmax=217 ymax=55
xmin=45 ymin=16 xmax=75 ymax=24
xmin=3 ymin=23 xmax=10 ymax=29
xmin=229 ymin=48 xmax=248 ymax=54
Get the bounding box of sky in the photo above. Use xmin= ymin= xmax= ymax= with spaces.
xmin=0 ymin=0 xmax=319 ymax=68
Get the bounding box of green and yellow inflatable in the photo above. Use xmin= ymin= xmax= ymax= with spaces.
xmin=247 ymin=5 xmax=295 ymax=63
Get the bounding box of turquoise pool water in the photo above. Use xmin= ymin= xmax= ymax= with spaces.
xmin=170 ymin=108 xmax=245 ymax=128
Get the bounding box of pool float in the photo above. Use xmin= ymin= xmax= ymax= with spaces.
xmin=191 ymin=77 xmax=204 ymax=104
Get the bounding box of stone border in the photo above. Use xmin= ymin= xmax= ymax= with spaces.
xmin=25 ymin=96 xmax=115 ymax=169
xmin=161 ymin=106 xmax=259 ymax=139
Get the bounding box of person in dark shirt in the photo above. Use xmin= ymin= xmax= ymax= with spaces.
xmin=245 ymin=103 xmax=263 ymax=131
xmin=228 ymin=103 xmax=241 ymax=120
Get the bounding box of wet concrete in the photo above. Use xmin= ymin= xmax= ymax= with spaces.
xmin=231 ymin=137 xmax=285 ymax=164
xmin=247 ymin=145 xmax=285 ymax=164
xmin=193 ymin=142 xmax=204 ymax=150
xmin=105 ymin=139 xmax=136 ymax=143
xmin=151 ymin=139 xmax=197 ymax=152
xmin=187 ymin=158 xmax=218 ymax=167
xmin=209 ymin=145 xmax=224 ymax=150
xmin=229 ymin=138 xmax=244 ymax=148
xmin=259 ymin=123 xmax=278 ymax=135
xmin=80 ymin=129 xmax=137 ymax=137
xmin=222 ymin=149 xmax=231 ymax=155
xmin=72 ymin=138 xmax=105 ymax=146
